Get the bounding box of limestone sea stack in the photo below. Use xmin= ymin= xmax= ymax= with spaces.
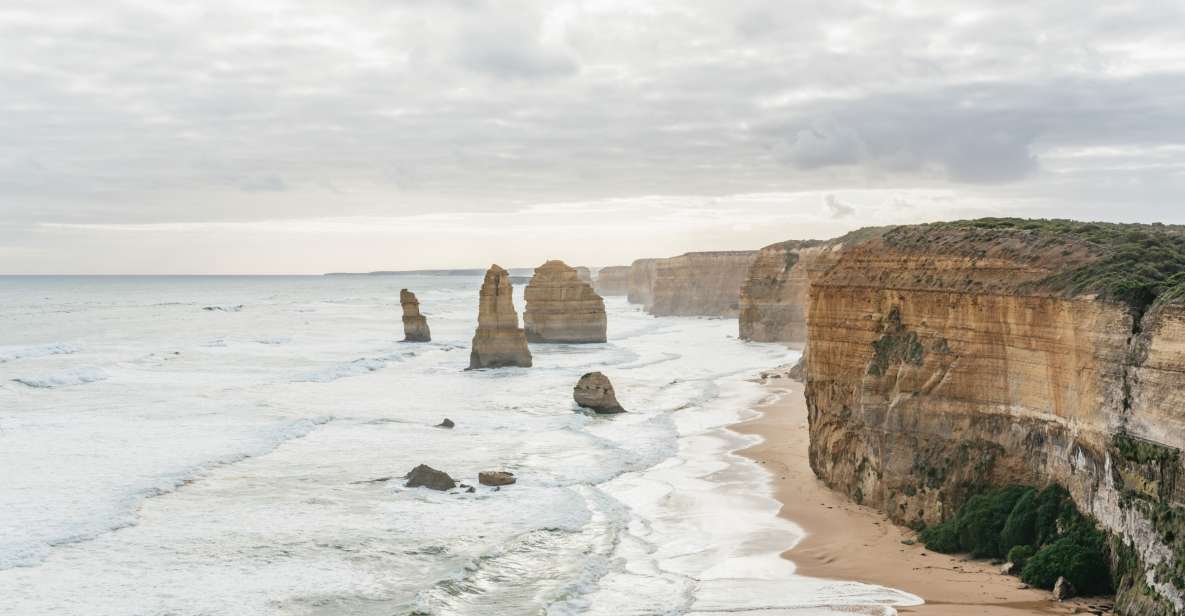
xmin=400 ymin=289 xmax=432 ymax=342
xmin=574 ymin=266 xmax=592 ymax=283
xmin=593 ymin=266 xmax=630 ymax=296
xmin=468 ymin=265 xmax=533 ymax=369
xmin=523 ymin=260 xmax=607 ymax=343
xmin=573 ymin=371 xmax=625 ymax=414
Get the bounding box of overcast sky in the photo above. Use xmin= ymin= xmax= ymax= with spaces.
xmin=3 ymin=1 xmax=1185 ymax=273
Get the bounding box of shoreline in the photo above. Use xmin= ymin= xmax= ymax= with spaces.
xmin=733 ymin=372 xmax=1113 ymax=615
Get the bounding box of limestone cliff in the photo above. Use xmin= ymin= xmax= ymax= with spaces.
xmin=523 ymin=260 xmax=607 ymax=343
xmin=802 ymin=220 xmax=1185 ymax=614
xmin=400 ymin=289 xmax=431 ymax=342
xmin=739 ymin=229 xmax=887 ymax=344
xmin=649 ymin=251 xmax=758 ymax=317
xmin=574 ymin=266 xmax=592 ymax=284
xmin=469 ymin=264 xmax=532 ymax=369
xmin=627 ymin=258 xmax=657 ymax=309
xmin=594 ymin=266 xmax=631 ymax=296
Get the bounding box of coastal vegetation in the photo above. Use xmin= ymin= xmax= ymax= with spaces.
xmin=885 ymin=218 xmax=1185 ymax=314
xmin=920 ymin=484 xmax=1112 ymax=594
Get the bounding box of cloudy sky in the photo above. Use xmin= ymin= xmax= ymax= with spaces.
xmin=3 ymin=1 xmax=1185 ymax=273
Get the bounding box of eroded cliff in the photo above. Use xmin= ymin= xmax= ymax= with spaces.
xmin=627 ymin=258 xmax=657 ymax=309
xmin=802 ymin=220 xmax=1185 ymax=613
xmin=739 ymin=231 xmax=885 ymax=343
xmin=648 ymin=251 xmax=758 ymax=317
xmin=594 ymin=266 xmax=631 ymax=296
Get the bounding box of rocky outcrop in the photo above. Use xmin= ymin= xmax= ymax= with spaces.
xmin=478 ymin=471 xmax=516 ymax=486
xmin=627 ymin=258 xmax=658 ymax=308
xmin=468 ymin=265 xmax=533 ymax=369
xmin=649 ymin=251 xmax=758 ymax=317
xmin=738 ymin=230 xmax=888 ymax=344
xmin=573 ymin=371 xmax=625 ymax=414
xmin=523 ymin=260 xmax=607 ymax=343
xmin=435 ymin=418 xmax=454 ymax=429
xmin=802 ymin=220 xmax=1185 ymax=614
xmin=400 ymin=289 xmax=432 ymax=342
xmin=405 ymin=464 xmax=456 ymax=491
xmin=594 ymin=266 xmax=631 ymax=296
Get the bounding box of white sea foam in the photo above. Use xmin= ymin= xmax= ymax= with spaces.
xmin=0 ymin=343 xmax=79 ymax=363
xmin=0 ymin=275 xmax=923 ymax=615
xmin=13 ymin=367 xmax=108 ymax=388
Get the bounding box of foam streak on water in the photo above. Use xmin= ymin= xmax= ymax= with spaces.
xmin=0 ymin=275 xmax=920 ymax=615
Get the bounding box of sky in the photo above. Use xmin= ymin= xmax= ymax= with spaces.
xmin=3 ymin=1 xmax=1185 ymax=274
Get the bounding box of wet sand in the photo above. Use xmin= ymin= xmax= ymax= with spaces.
xmin=734 ymin=376 xmax=1113 ymax=615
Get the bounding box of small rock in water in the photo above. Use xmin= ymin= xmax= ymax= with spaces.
xmin=573 ymin=372 xmax=626 ymax=414
xmin=436 ymin=418 xmax=455 ymax=429
xmin=404 ymin=464 xmax=456 ymax=491
xmin=1053 ymin=576 xmax=1076 ymax=601
xmin=479 ymin=471 xmax=516 ymax=486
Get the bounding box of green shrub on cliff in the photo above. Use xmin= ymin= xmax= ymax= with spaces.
xmin=1021 ymin=527 xmax=1112 ymax=594
xmin=920 ymin=483 xmax=1112 ymax=594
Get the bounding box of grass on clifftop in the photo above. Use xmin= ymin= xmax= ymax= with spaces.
xmin=920 ymin=484 xmax=1112 ymax=595
xmin=887 ymin=218 xmax=1185 ymax=313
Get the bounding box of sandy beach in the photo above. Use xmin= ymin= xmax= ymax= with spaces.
xmin=735 ymin=375 xmax=1116 ymax=616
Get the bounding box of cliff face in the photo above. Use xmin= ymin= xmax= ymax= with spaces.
xmin=739 ymin=229 xmax=890 ymax=344
xmin=648 ymin=251 xmax=758 ymax=317
xmin=594 ymin=266 xmax=631 ymax=296
xmin=802 ymin=222 xmax=1185 ymax=614
xmin=400 ymin=289 xmax=431 ymax=342
xmin=627 ymin=258 xmax=657 ymax=308
xmin=469 ymin=265 xmax=532 ymax=369
xmin=523 ymin=260 xmax=607 ymax=343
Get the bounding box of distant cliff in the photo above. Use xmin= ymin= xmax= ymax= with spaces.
xmin=648 ymin=251 xmax=758 ymax=317
xmin=800 ymin=220 xmax=1185 ymax=614
xmin=627 ymin=258 xmax=658 ymax=309
xmin=594 ymin=266 xmax=631 ymax=296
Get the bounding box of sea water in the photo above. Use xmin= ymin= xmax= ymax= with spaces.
xmin=0 ymin=275 xmax=920 ymax=615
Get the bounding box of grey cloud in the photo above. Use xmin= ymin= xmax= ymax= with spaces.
xmin=824 ymin=195 xmax=855 ymax=219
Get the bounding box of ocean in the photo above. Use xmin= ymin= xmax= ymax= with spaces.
xmin=0 ymin=274 xmax=919 ymax=615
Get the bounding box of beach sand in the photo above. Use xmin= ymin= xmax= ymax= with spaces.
xmin=734 ymin=376 xmax=1116 ymax=616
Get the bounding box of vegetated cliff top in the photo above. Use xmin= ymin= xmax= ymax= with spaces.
xmin=760 ymin=226 xmax=893 ymax=253
xmin=883 ymin=218 xmax=1185 ymax=312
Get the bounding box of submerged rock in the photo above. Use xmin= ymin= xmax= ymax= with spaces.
xmin=400 ymin=289 xmax=431 ymax=342
xmin=404 ymin=464 xmax=456 ymax=491
xmin=523 ymin=260 xmax=607 ymax=343
xmin=468 ymin=265 xmax=532 ymax=369
xmin=435 ymin=418 xmax=455 ymax=429
xmin=574 ymin=372 xmax=626 ymax=414
xmin=478 ymin=471 xmax=516 ymax=486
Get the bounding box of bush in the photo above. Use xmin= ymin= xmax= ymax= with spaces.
xmin=1007 ymin=544 xmax=1036 ymax=570
xmin=956 ymin=485 xmax=1032 ymax=558
xmin=999 ymin=488 xmax=1038 ymax=550
xmin=1020 ymin=527 xmax=1112 ymax=594
xmin=920 ymin=519 xmax=961 ymax=553
xmin=1035 ymin=484 xmax=1071 ymax=546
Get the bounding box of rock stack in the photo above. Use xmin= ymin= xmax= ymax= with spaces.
xmin=468 ymin=265 xmax=533 ymax=369
xmin=400 ymin=289 xmax=432 ymax=342
xmin=523 ymin=260 xmax=607 ymax=343
xmin=574 ymin=266 xmax=592 ymax=283
xmin=573 ymin=372 xmax=626 ymax=414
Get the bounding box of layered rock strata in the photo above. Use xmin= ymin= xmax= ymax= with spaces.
xmin=627 ymin=258 xmax=658 ymax=308
xmin=468 ymin=265 xmax=532 ymax=369
xmin=400 ymin=289 xmax=431 ymax=342
xmin=523 ymin=260 xmax=607 ymax=343
xmin=594 ymin=266 xmax=631 ymax=296
xmin=739 ymin=229 xmax=887 ymax=344
xmin=649 ymin=251 xmax=758 ymax=317
xmin=573 ymin=372 xmax=625 ymax=414
xmin=801 ymin=221 xmax=1185 ymax=614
